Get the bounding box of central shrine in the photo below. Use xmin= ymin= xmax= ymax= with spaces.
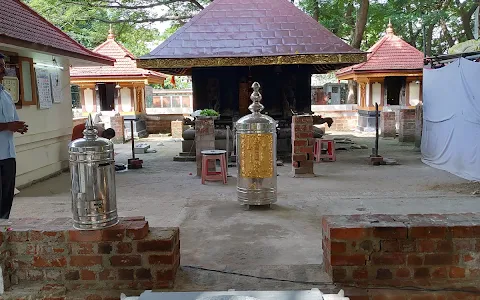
xmin=138 ymin=0 xmax=366 ymax=157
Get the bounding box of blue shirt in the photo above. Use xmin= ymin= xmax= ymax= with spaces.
xmin=0 ymin=84 xmax=19 ymax=160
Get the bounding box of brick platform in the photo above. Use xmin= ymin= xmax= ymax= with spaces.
xmin=323 ymin=214 xmax=480 ymax=291
xmin=291 ymin=115 xmax=314 ymax=177
xmin=0 ymin=217 xmax=180 ymax=299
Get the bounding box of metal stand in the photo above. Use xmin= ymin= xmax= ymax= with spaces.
xmin=369 ymin=103 xmax=384 ymax=165
xmin=128 ymin=119 xmax=143 ymax=169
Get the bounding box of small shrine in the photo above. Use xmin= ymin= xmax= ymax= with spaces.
xmin=336 ymin=22 xmax=424 ymax=132
xmin=70 ymin=28 xmax=166 ymax=122
xmin=138 ymin=0 xmax=366 ymax=158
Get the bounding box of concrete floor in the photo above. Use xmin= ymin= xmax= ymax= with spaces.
xmin=12 ymin=132 xmax=479 ymax=291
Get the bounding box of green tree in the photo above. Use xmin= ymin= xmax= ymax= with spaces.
xmin=24 ymin=0 xmax=162 ymax=56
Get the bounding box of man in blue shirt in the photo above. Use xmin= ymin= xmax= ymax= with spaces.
xmin=0 ymin=53 xmax=28 ymax=219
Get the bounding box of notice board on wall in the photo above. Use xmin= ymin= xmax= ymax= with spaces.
xmin=35 ymin=68 xmax=53 ymax=109
xmin=50 ymin=71 xmax=62 ymax=103
xmin=2 ymin=76 xmax=19 ymax=103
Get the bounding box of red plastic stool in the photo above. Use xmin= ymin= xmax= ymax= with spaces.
xmin=314 ymin=139 xmax=336 ymax=162
xmin=201 ymin=150 xmax=227 ymax=184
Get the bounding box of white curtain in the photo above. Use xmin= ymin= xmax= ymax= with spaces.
xmin=422 ymin=58 xmax=480 ymax=181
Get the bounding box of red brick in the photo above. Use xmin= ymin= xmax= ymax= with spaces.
xmin=110 ymin=255 xmax=142 ymax=267
xmin=331 ymin=254 xmax=366 ymax=266
xmin=136 ymin=268 xmax=153 ymax=280
xmin=85 ymin=296 xmax=102 ymax=300
xmin=376 ymin=269 xmax=393 ymax=280
xmin=381 ymin=240 xmax=400 ymax=252
xmin=292 ymin=154 xmax=307 ymax=162
xmin=436 ymin=240 xmax=453 ymax=252
xmin=156 ymin=269 xmax=175 ymax=281
xmin=126 ymin=221 xmax=149 ymax=240
xmin=396 ymin=268 xmax=411 ymax=278
xmin=331 ymin=242 xmax=346 ymax=254
xmin=410 ymin=227 xmax=447 ymax=239
xmin=424 ymin=254 xmax=457 ymax=265
xmin=294 ymin=132 xmax=312 ymax=139
xmin=98 ymin=269 xmax=115 ymax=281
xmin=432 ymin=267 xmax=447 ymax=279
xmin=372 ymin=295 xmax=406 ymax=300
xmin=118 ymin=269 xmax=134 ymax=280
xmin=32 ymin=256 xmax=50 ymax=267
xmin=450 ymin=226 xmax=480 ymax=238
xmin=353 ymin=268 xmax=368 ymax=280
xmin=149 ymin=254 xmax=175 ymax=265
xmin=70 ymin=255 xmax=102 ymax=267
xmin=417 ymin=240 xmax=436 ymax=253
xmin=372 ymin=253 xmax=406 ymax=265
xmin=414 ymin=268 xmax=430 ymax=279
xmin=449 ymin=267 xmax=465 ymax=278
xmin=117 ymin=242 xmax=133 ymax=254
xmin=330 ymin=228 xmax=369 ymax=240
xmin=407 ymin=254 xmax=423 ymax=266
xmin=333 ymin=268 xmax=347 ymax=281
xmin=80 ymin=270 xmax=96 ymax=280
xmin=137 ymin=239 xmax=173 ymax=252
xmin=68 ymin=230 xmax=103 ymax=242
xmin=293 ymin=140 xmax=307 ymax=147
xmin=98 ymin=242 xmax=113 ymax=254
xmin=102 ymin=228 xmax=125 ymax=241
xmin=453 ymin=240 xmax=474 ymax=252
xmin=373 ymin=227 xmax=407 ymax=239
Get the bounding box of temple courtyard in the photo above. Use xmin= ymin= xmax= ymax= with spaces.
xmin=11 ymin=132 xmax=479 ymax=292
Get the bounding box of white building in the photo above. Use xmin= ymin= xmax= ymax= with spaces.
xmin=1 ymin=0 xmax=114 ymax=187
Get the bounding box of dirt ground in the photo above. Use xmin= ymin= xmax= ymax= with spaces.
xmin=11 ymin=131 xmax=480 ymax=291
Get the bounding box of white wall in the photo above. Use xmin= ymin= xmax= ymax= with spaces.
xmin=409 ymin=81 xmax=421 ymax=106
xmin=372 ymin=82 xmax=382 ymax=106
xmin=14 ymin=61 xmax=72 ymax=187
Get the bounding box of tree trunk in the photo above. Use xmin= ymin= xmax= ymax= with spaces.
xmin=440 ymin=19 xmax=455 ymax=47
xmin=425 ymin=23 xmax=435 ymax=57
xmin=313 ymin=1 xmax=320 ymax=22
xmin=345 ymin=1 xmax=355 ymax=43
xmin=351 ymin=0 xmax=369 ymax=49
xmin=347 ymin=80 xmax=357 ymax=104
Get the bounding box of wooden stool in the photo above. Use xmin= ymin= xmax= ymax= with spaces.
xmin=201 ymin=150 xmax=227 ymax=184
xmin=314 ymin=139 xmax=336 ymax=162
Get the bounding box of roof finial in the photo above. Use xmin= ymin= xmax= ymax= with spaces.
xmin=108 ymin=24 xmax=115 ymax=40
xmin=386 ymin=19 xmax=394 ymax=35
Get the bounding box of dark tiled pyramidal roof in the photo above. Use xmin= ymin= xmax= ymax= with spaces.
xmin=144 ymin=0 xmax=363 ymax=59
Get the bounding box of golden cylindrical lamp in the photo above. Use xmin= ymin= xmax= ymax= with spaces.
xmin=235 ymin=82 xmax=277 ymax=208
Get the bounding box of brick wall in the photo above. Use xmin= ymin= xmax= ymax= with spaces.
xmin=145 ymin=114 xmax=185 ymax=134
xmin=0 ymin=217 xmax=180 ymax=299
xmin=380 ymin=111 xmax=396 ymax=138
xmin=291 ymin=115 xmax=314 ymax=177
xmin=110 ymin=115 xmax=125 ymax=144
xmin=323 ymin=213 xmax=480 ymax=291
xmin=399 ymin=109 xmax=416 ymax=142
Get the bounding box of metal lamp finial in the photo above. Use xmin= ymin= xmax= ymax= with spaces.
xmin=249 ymin=82 xmax=264 ymax=114
xmin=83 ymin=114 xmax=98 ymax=140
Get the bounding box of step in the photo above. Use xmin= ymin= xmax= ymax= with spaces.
xmin=173 ymin=156 xmax=196 ymax=162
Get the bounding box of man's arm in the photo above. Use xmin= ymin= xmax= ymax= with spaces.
xmin=0 ymin=121 xmax=26 ymax=132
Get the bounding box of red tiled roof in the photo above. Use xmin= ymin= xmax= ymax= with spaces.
xmin=143 ymin=0 xmax=363 ymax=59
xmin=70 ymin=34 xmax=166 ymax=80
xmin=336 ymin=25 xmax=424 ymax=77
xmin=0 ymin=0 xmax=114 ymax=65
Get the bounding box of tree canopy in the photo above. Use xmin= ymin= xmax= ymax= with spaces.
xmin=25 ymin=0 xmax=480 ymax=58
xmin=300 ymin=0 xmax=480 ymax=56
